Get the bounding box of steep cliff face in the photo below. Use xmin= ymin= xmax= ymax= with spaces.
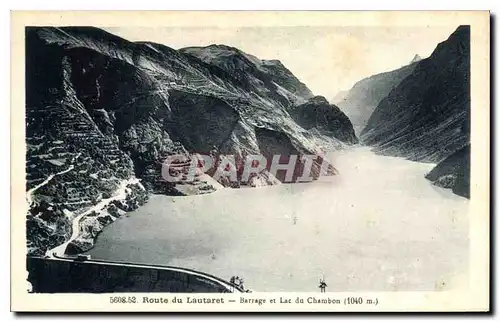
xmin=289 ymin=96 xmax=358 ymax=145
xmin=180 ymin=45 xmax=314 ymax=106
xmin=358 ymin=26 xmax=470 ymax=198
xmin=335 ymin=59 xmax=419 ymax=135
xmin=26 ymin=29 xmax=149 ymax=256
xmin=26 ymin=27 xmax=357 ymax=255
xmin=361 ymin=26 xmax=470 ymax=163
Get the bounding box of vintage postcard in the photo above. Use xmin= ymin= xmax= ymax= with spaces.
xmin=11 ymin=11 xmax=490 ymax=312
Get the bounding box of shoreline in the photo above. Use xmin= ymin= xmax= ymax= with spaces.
xmin=43 ymin=146 xmax=466 ymax=260
xmin=46 ymin=177 xmax=147 ymax=257
xmin=84 ymin=149 xmax=469 ymax=291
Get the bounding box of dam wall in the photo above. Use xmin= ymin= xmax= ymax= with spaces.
xmin=27 ymin=256 xmax=241 ymax=293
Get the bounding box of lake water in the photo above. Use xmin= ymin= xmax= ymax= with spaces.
xmin=87 ymin=147 xmax=469 ymax=292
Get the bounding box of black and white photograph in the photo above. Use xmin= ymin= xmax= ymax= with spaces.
xmin=10 ymin=10 xmax=490 ymax=312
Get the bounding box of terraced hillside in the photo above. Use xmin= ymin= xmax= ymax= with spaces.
xmin=26 ymin=27 xmax=357 ymax=256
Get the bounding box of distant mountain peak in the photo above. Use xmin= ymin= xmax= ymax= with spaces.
xmin=335 ymin=61 xmax=419 ymax=135
xmin=361 ymin=25 xmax=470 ymax=165
xmin=410 ymin=54 xmax=422 ymax=64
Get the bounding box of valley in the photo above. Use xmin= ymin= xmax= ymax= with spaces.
xmin=25 ymin=25 xmax=472 ymax=293
xmin=87 ymin=147 xmax=469 ymax=292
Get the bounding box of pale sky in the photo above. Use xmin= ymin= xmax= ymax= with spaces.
xmin=105 ymin=26 xmax=458 ymax=100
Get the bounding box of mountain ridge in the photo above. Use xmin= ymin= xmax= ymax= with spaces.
xmin=25 ymin=26 xmax=357 ymax=256
xmin=361 ymin=26 xmax=470 ymax=163
xmin=359 ymin=26 xmax=470 ymax=198
xmin=335 ymin=58 xmax=420 ymax=135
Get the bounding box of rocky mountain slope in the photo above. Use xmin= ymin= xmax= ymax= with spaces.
xmin=180 ymin=45 xmax=314 ymax=106
xmin=26 ymin=27 xmax=356 ymax=256
xmin=361 ymin=26 xmax=470 ymax=163
xmin=359 ymin=26 xmax=470 ymax=198
xmin=335 ymin=57 xmax=420 ymax=135
xmin=288 ymin=96 xmax=358 ymax=145
xmin=425 ymin=145 xmax=470 ymax=198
